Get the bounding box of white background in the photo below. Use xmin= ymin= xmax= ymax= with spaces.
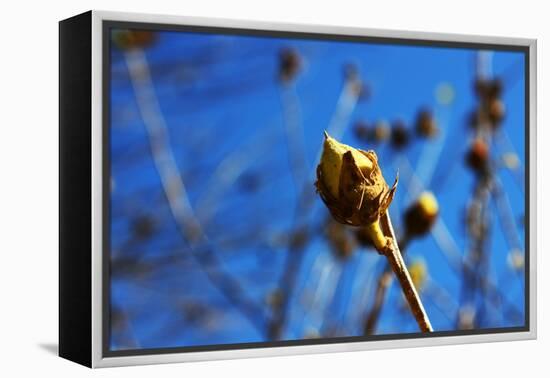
xmin=0 ymin=0 xmax=546 ymax=376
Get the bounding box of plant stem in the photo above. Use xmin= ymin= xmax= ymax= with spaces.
xmin=363 ymin=268 xmax=393 ymax=335
xmin=363 ymin=234 xmax=410 ymax=335
xmin=381 ymin=212 xmax=433 ymax=332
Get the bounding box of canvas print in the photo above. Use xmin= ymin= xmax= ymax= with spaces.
xmin=107 ymin=25 xmax=527 ymax=353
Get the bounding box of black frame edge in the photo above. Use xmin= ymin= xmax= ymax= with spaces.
xmin=59 ymin=10 xmax=93 ymax=368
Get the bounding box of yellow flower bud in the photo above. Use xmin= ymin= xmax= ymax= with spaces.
xmin=502 ymin=153 xmax=520 ymax=170
xmin=408 ymin=259 xmax=428 ymax=290
xmin=404 ymin=191 xmax=439 ymax=237
xmin=319 ymin=131 xmax=374 ymax=198
xmin=315 ymin=132 xmax=398 ymax=233
xmin=418 ymin=191 xmax=439 ymax=218
xmin=507 ymin=249 xmax=524 ymax=271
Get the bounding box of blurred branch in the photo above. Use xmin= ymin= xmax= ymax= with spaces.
xmin=415 ymin=108 xmax=450 ymax=198
xmin=431 ymin=220 xmax=523 ymax=321
xmin=363 ymin=232 xmax=412 ymax=335
xmin=195 ymin=127 xmax=280 ymax=224
xmin=324 ymin=78 xmax=363 ymax=147
xmin=363 ymin=263 xmax=393 ymax=335
xmin=491 ymin=176 xmax=523 ymax=252
xmin=495 ymin=130 xmax=525 ymax=193
xmin=319 ymin=255 xmax=359 ymax=337
xmin=269 ymin=75 xmax=363 ymax=340
xmin=395 ymin=142 xmax=523 ymax=328
xmin=424 ymin=281 xmax=459 ymax=325
xmin=110 ymin=305 xmax=140 ymax=350
xmin=456 ymin=52 xmax=500 ymax=327
xmin=124 ymin=48 xmax=267 ymax=334
xmin=281 ymin=83 xmax=307 ymax=192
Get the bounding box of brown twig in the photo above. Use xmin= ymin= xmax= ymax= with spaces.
xmin=363 ymin=234 xmax=410 ymax=335
xmin=380 ymin=212 xmax=433 ymax=332
xmin=363 ymin=266 xmax=393 ymax=334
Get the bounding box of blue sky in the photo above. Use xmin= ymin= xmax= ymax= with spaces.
xmin=109 ymin=28 xmax=526 ymax=350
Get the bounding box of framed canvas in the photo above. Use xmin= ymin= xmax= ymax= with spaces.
xmin=59 ymin=10 xmax=537 ymax=368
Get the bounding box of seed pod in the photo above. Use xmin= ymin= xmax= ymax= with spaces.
xmin=469 ymin=104 xmax=497 ymax=132
xmin=266 ymin=289 xmax=284 ymax=310
xmin=288 ymin=228 xmax=309 ymax=250
xmin=350 ymin=80 xmax=369 ymax=100
xmin=466 ymin=138 xmax=490 ymax=174
xmin=415 ymin=109 xmax=438 ymax=138
xmin=458 ymin=306 xmax=476 ymax=330
xmin=371 ymin=121 xmax=390 ymax=143
xmin=112 ymin=29 xmax=157 ymax=50
xmin=474 ymin=78 xmax=488 ymax=98
xmin=353 ymin=121 xmax=371 ymax=143
xmin=132 ymin=215 xmax=156 ymax=240
xmin=354 ymin=121 xmax=389 ymax=145
xmin=343 ymin=63 xmax=360 ymax=82
xmin=404 ymin=191 xmax=439 ymax=237
xmin=474 ymin=78 xmax=502 ymax=101
xmin=316 ymin=132 xmax=398 ymax=228
xmin=278 ymin=48 xmax=301 ymax=83
xmin=390 ymin=120 xmax=410 ymax=150
xmin=343 ymin=63 xmax=369 ymax=100
xmin=488 ymin=98 xmax=505 ymax=126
